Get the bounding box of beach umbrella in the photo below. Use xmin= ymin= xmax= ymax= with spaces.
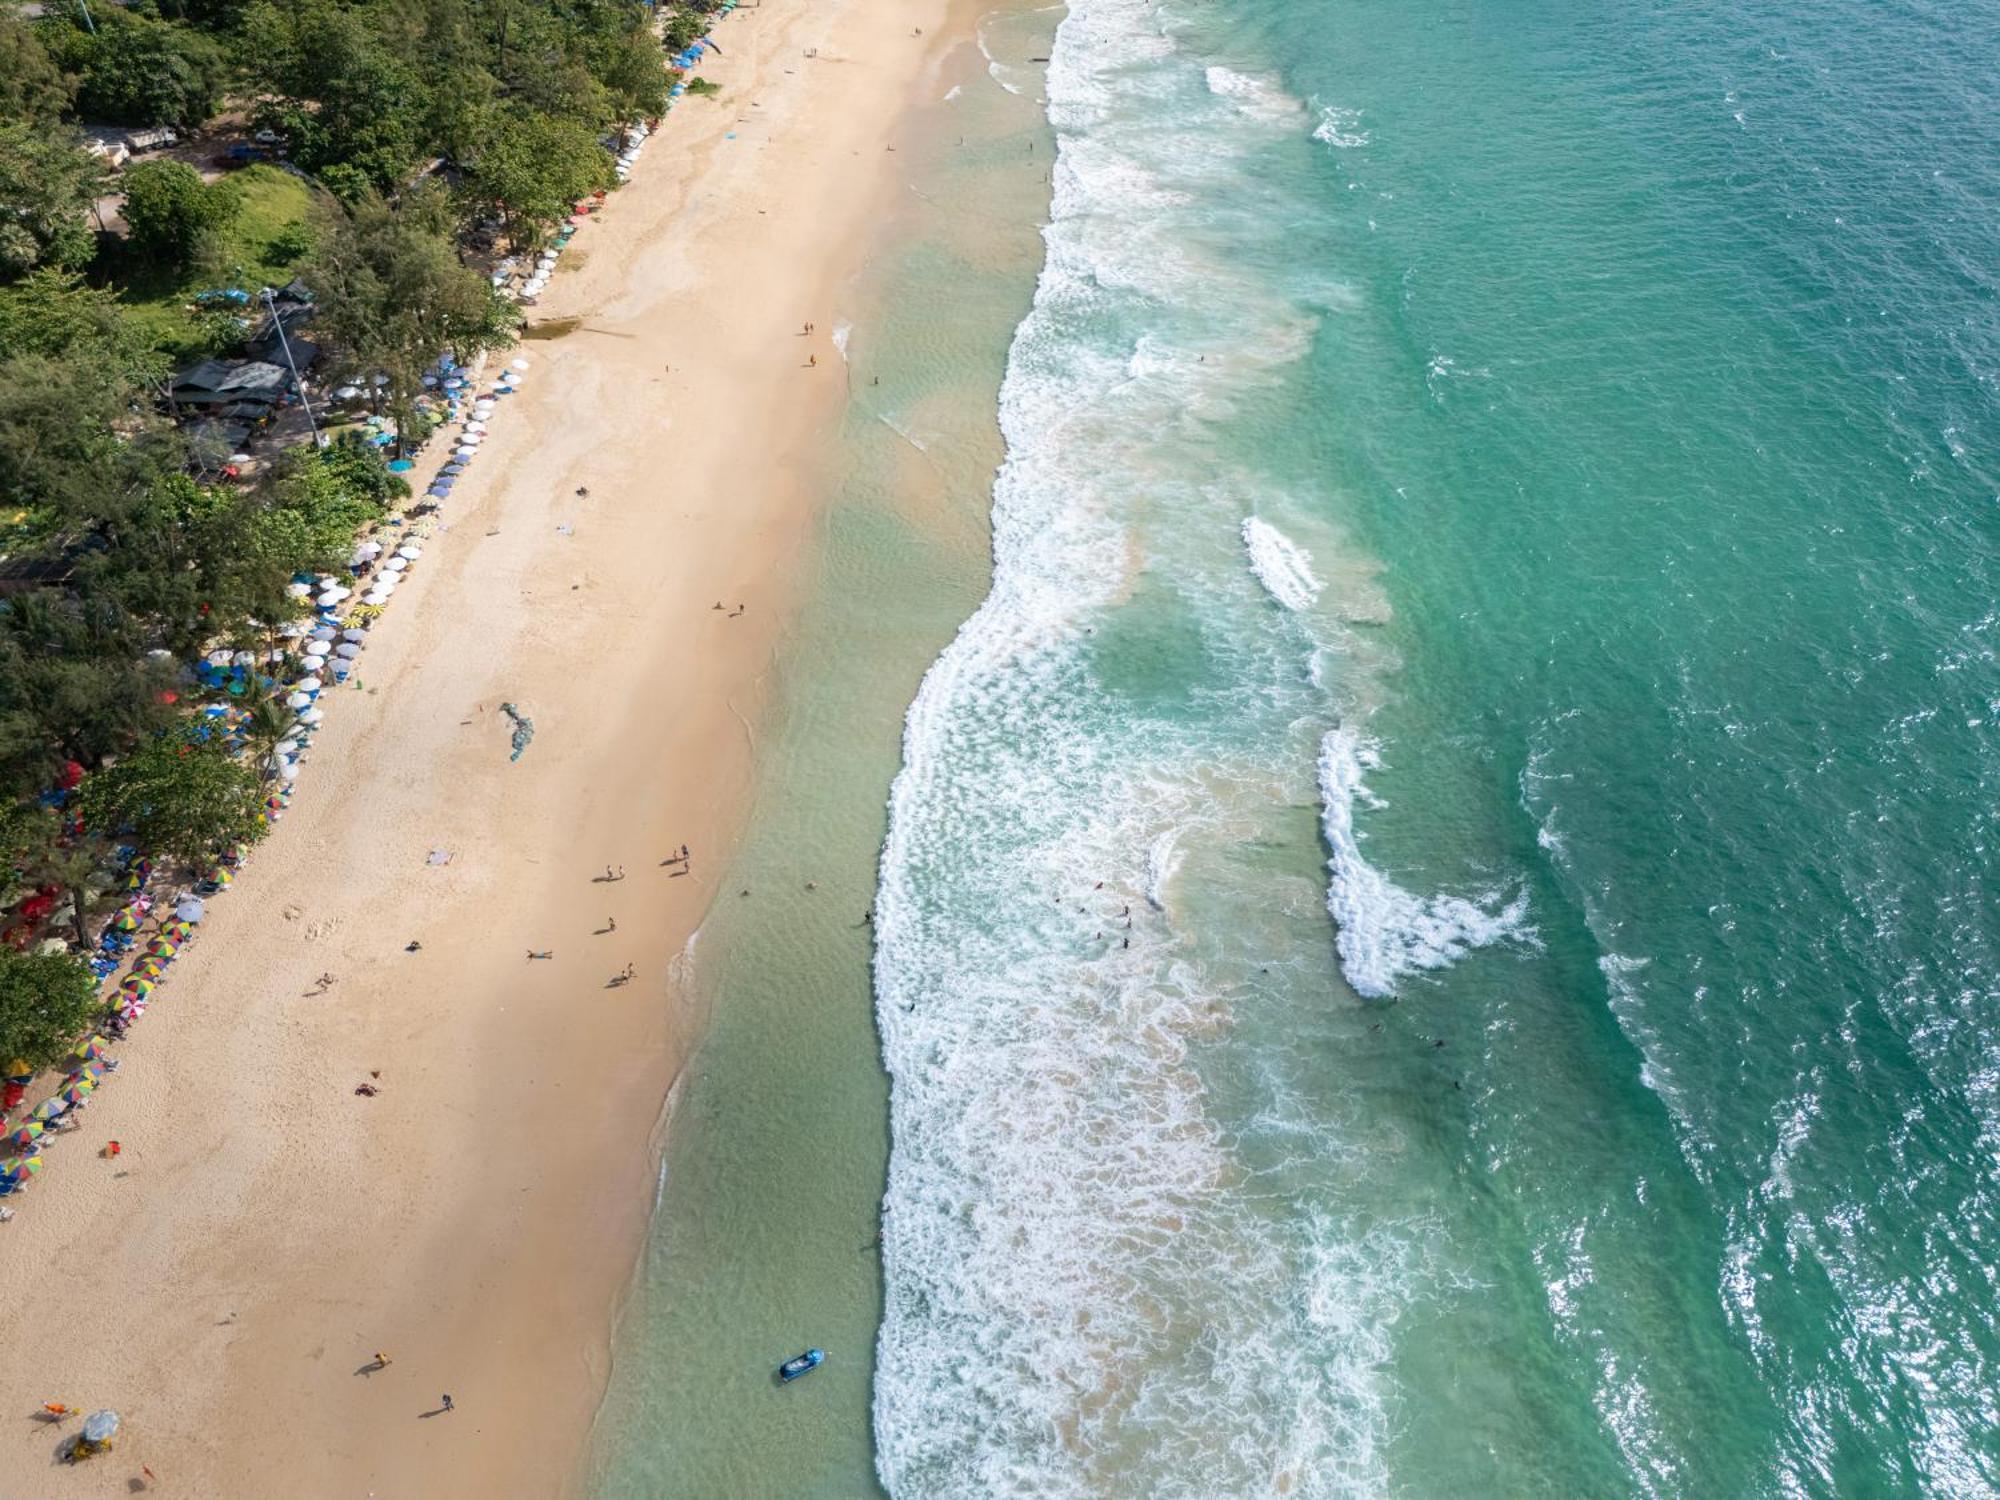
xmin=176 ymin=896 xmax=206 ymax=923
xmin=383 ymin=557 xmax=409 ymax=573
xmin=111 ymin=910 xmax=139 ymax=933
xmin=304 ymin=640 xmax=331 ymax=658
xmin=132 ymin=960 xmax=164 ymax=981
xmin=57 ymin=1081 xmax=93 ymax=1105
xmin=335 ymin=642 xmax=362 ymax=660
xmin=362 ymin=591 xmax=390 ymax=606
xmin=8 ymin=1121 xmax=44 ymax=1149
xmin=294 ymin=676 xmax=323 ymax=694
xmin=67 ymin=1064 xmax=105 ymax=1088
xmin=396 ymin=545 xmax=422 ymax=560
xmin=286 ymin=691 xmax=312 ymax=710
xmin=29 ymin=1098 xmax=66 ymax=1122
xmin=2 ymin=1152 xmax=44 ymax=1181
xmin=120 ymin=975 xmax=154 ymax=997
xmin=388 ymin=459 xmax=414 ymax=473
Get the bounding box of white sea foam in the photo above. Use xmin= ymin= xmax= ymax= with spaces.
xmin=1312 ymin=103 xmax=1370 ymax=149
xmin=1317 ymin=728 xmax=1530 ymax=998
xmin=872 ymin=0 xmax=1422 ymax=1490
xmin=1204 ymin=64 xmax=1305 ymax=125
xmin=831 ymin=320 xmax=852 ymax=362
xmin=1242 ymin=516 xmax=1322 ymax=610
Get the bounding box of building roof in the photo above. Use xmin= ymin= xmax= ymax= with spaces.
xmin=172 ymin=359 xmax=291 ymax=408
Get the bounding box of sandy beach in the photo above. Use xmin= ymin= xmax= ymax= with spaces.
xmin=0 ymin=1 xmax=968 ymax=1492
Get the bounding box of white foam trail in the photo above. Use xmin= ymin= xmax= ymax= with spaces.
xmin=1312 ymin=103 xmax=1370 ymax=149
xmin=1144 ymin=826 xmax=1182 ymax=909
xmin=1204 ymin=64 xmax=1304 ymax=125
xmin=1242 ymin=516 xmax=1322 ymax=610
xmin=1317 ymin=728 xmax=1530 ymax=998
xmin=832 ymin=320 xmax=853 ymax=362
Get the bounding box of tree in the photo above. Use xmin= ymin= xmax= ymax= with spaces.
xmin=120 ymin=159 xmax=239 ymax=268
xmin=0 ymin=6 xmax=69 ymax=125
xmin=303 ymin=182 xmax=514 ymax=455
xmin=0 ymin=949 xmax=99 ymax=1072
xmin=0 ymin=124 xmax=106 ymax=282
xmin=75 ymin=728 xmax=266 ymax=864
xmin=68 ymin=12 xmax=227 ymax=129
xmin=464 ymin=110 xmax=612 ymax=247
xmin=0 ymin=270 xmax=167 ymax=387
xmin=240 ymin=0 xmax=427 ymax=190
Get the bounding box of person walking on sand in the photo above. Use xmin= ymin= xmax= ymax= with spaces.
xmin=441 ymin=1393 xmax=454 ymax=1412
xmin=607 ymin=916 xmax=617 ymax=932
xmin=808 ymin=354 xmax=817 ymax=367
xmin=374 ymin=1351 xmax=392 ymax=1369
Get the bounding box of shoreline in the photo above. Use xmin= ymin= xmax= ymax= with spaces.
xmin=0 ymin=2 xmax=976 ymax=1493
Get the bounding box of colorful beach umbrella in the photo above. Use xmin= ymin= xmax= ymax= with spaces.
xmin=8 ymin=1121 xmax=44 ymax=1149
xmin=70 ymin=1037 xmax=109 ymax=1062
xmin=2 ymin=1153 xmax=44 ymax=1181
xmin=29 ymin=1098 xmax=67 ymax=1122
xmin=58 ymin=1079 xmax=95 ymax=1105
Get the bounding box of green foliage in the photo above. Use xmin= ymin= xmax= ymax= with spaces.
xmin=63 ymin=10 xmax=228 ymax=129
xmin=0 ymin=8 xmax=69 ymax=124
xmin=685 ymin=76 xmax=719 ymax=98
xmin=661 ymin=13 xmax=707 ymax=54
xmin=75 ymin=725 xmax=266 ymax=864
xmin=303 ymin=181 xmax=514 ymax=452
xmin=0 ymin=949 xmax=99 ymax=1071
xmin=465 ymin=109 xmax=612 ymax=246
xmin=100 ymin=163 xmax=317 ymax=363
xmin=266 ymin=218 xmax=314 ymax=265
xmin=0 ymin=588 xmax=179 ymax=808
xmin=120 ymin=159 xmax=240 ymax=268
xmin=241 ymin=0 xmax=666 ymax=193
xmin=0 ymin=270 xmax=166 ymax=386
xmin=0 ymin=124 xmax=106 ymax=282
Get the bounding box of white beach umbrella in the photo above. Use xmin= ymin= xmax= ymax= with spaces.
xmin=362 ymin=591 xmax=390 ymax=606
xmin=383 ymin=557 xmax=409 ymax=573
xmin=298 ymin=707 xmax=325 ymax=725
xmin=286 ymin=582 xmax=311 ymax=599
xmin=304 ymin=640 xmax=331 ymax=657
xmin=286 ymin=691 xmax=312 ymax=710
xmin=294 ymin=675 xmax=322 ymax=693
xmin=232 ymin=650 xmax=256 ymax=666
xmin=396 ymin=545 xmax=422 ymax=560
xmin=342 ymin=628 xmax=367 ymax=642
xmin=335 ymin=642 xmax=362 ymax=660
xmin=511 ymin=358 xmax=530 ymax=371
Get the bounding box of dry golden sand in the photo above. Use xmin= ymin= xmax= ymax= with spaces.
xmin=0 ymin=1 xmax=967 ymax=1491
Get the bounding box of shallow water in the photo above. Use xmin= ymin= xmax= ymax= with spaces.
xmin=585 ymin=13 xmax=1054 ymax=1495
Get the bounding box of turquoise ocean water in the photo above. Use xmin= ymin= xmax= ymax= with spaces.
xmin=871 ymin=0 xmax=2000 ymax=1496
xmin=596 ymin=1 xmax=2000 ymax=1495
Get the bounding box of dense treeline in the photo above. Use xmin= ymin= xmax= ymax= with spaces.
xmin=0 ymin=0 xmax=704 ymax=1061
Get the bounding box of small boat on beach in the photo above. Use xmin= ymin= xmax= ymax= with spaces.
xmin=777 ymin=1348 xmax=824 ymax=1383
